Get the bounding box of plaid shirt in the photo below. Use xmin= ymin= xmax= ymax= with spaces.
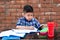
xmin=16 ymin=17 xmax=40 ymax=29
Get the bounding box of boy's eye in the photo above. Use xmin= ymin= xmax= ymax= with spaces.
xmin=28 ymin=15 xmax=33 ymax=16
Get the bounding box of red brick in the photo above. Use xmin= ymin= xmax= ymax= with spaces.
xmin=0 ymin=16 xmax=5 ymax=20
xmin=16 ymin=16 xmax=22 ymax=20
xmin=6 ymin=1 xmax=16 ymax=5
xmin=53 ymin=0 xmax=60 ymax=3
xmin=15 ymin=0 xmax=21 ymax=1
xmin=6 ymin=16 xmax=16 ymax=20
xmin=51 ymin=12 xmax=56 ymax=16
xmin=0 ymin=13 xmax=5 ymax=16
xmin=54 ymin=20 xmax=57 ymax=22
xmin=57 ymin=23 xmax=60 ymax=27
xmin=0 ymin=18 xmax=6 ymax=22
xmin=52 ymin=7 xmax=60 ymax=12
xmin=44 ymin=12 xmax=56 ymax=16
xmin=26 ymin=4 xmax=33 ymax=6
xmin=34 ymin=8 xmax=39 ymax=12
xmin=5 ymin=24 xmax=11 ymax=28
xmin=6 ymin=1 xmax=10 ymax=5
xmin=56 ymin=7 xmax=60 ymax=12
xmin=56 ymin=12 xmax=60 ymax=16
xmin=0 ymin=24 xmax=6 ymax=27
xmin=40 ymin=0 xmax=52 ymax=4
xmin=34 ymin=11 xmax=51 ymax=16
xmin=34 ymin=15 xmax=38 ymax=18
xmin=16 ymin=0 xmax=27 ymax=5
xmin=5 ymin=21 xmax=11 ymax=24
xmin=4 ymin=19 xmax=12 ymax=24
xmin=10 ymin=24 xmax=16 ymax=28
xmin=45 ymin=16 xmax=50 ymax=19
xmin=0 ymin=1 xmax=5 ymax=5
xmin=38 ymin=12 xmax=45 ymax=16
xmin=10 ymin=13 xmax=17 ymax=16
xmin=6 ymin=13 xmax=11 ymax=16
xmin=0 ymin=5 xmax=5 ymax=9
xmin=56 ymin=16 xmax=60 ymax=20
xmin=39 ymin=19 xmax=46 ymax=23
xmin=39 ymin=16 xmax=47 ymax=20
xmin=0 ymin=26 xmax=5 ymax=32
xmin=57 ymin=20 xmax=60 ymax=23
xmin=5 ymin=16 xmax=12 ymax=20
xmin=34 ymin=12 xmax=39 ymax=16
xmin=28 ymin=0 xmax=39 ymax=4
xmin=7 ymin=9 xmax=17 ymax=13
xmin=21 ymin=4 xmax=28 ymax=8
xmin=1 ymin=20 xmax=7 ymax=24
xmin=17 ymin=9 xmax=23 ymax=13
xmin=0 ymin=9 xmax=5 ymax=13
xmin=40 ymin=16 xmax=55 ymax=22
xmin=41 ymin=4 xmax=52 ymax=8
xmin=50 ymin=16 xmax=57 ymax=20
xmin=40 ymin=8 xmax=51 ymax=12
xmin=5 ymin=16 xmax=17 ymax=20
xmin=7 ymin=5 xmax=21 ymax=9
xmin=15 ymin=1 xmax=21 ymax=4
xmin=32 ymin=4 xmax=39 ymax=8
xmin=16 ymin=13 xmax=22 ymax=17
xmin=11 ymin=20 xmax=17 ymax=24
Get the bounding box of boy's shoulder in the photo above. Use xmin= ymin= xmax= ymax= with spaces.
xmin=32 ymin=18 xmax=38 ymax=21
xmin=18 ymin=17 xmax=25 ymax=20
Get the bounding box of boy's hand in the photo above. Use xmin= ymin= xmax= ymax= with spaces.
xmin=26 ymin=26 xmax=34 ymax=30
xmin=16 ymin=26 xmax=34 ymax=30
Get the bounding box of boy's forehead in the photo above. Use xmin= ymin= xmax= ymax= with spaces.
xmin=25 ymin=12 xmax=33 ymax=15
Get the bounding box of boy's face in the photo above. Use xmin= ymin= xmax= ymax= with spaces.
xmin=24 ymin=12 xmax=33 ymax=21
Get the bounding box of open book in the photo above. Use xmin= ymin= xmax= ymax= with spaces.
xmin=12 ymin=27 xmax=37 ymax=33
xmin=0 ymin=27 xmax=37 ymax=37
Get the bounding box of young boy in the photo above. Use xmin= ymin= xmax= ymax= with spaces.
xmin=16 ymin=5 xmax=40 ymax=30
xmin=16 ymin=5 xmax=41 ymax=39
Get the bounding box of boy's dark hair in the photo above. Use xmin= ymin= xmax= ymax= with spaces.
xmin=23 ymin=5 xmax=33 ymax=13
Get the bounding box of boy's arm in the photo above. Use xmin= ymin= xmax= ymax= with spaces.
xmin=16 ymin=18 xmax=34 ymax=30
xmin=35 ymin=19 xmax=41 ymax=29
xmin=16 ymin=26 xmax=34 ymax=30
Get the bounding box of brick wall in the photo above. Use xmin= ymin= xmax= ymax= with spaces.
xmin=0 ymin=0 xmax=60 ymax=32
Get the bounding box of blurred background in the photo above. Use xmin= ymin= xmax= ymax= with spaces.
xmin=0 ymin=0 xmax=60 ymax=39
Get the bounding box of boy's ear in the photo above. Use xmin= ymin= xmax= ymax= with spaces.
xmin=22 ymin=13 xmax=24 ymax=16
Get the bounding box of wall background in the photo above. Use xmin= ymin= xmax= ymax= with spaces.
xmin=0 ymin=0 xmax=60 ymax=32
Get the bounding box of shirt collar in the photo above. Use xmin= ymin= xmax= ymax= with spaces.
xmin=23 ymin=17 xmax=32 ymax=22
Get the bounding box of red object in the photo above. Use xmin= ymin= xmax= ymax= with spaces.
xmin=47 ymin=22 xmax=55 ymax=38
xmin=39 ymin=32 xmax=47 ymax=36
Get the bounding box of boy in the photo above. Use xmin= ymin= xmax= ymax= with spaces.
xmin=16 ymin=5 xmax=41 ymax=38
